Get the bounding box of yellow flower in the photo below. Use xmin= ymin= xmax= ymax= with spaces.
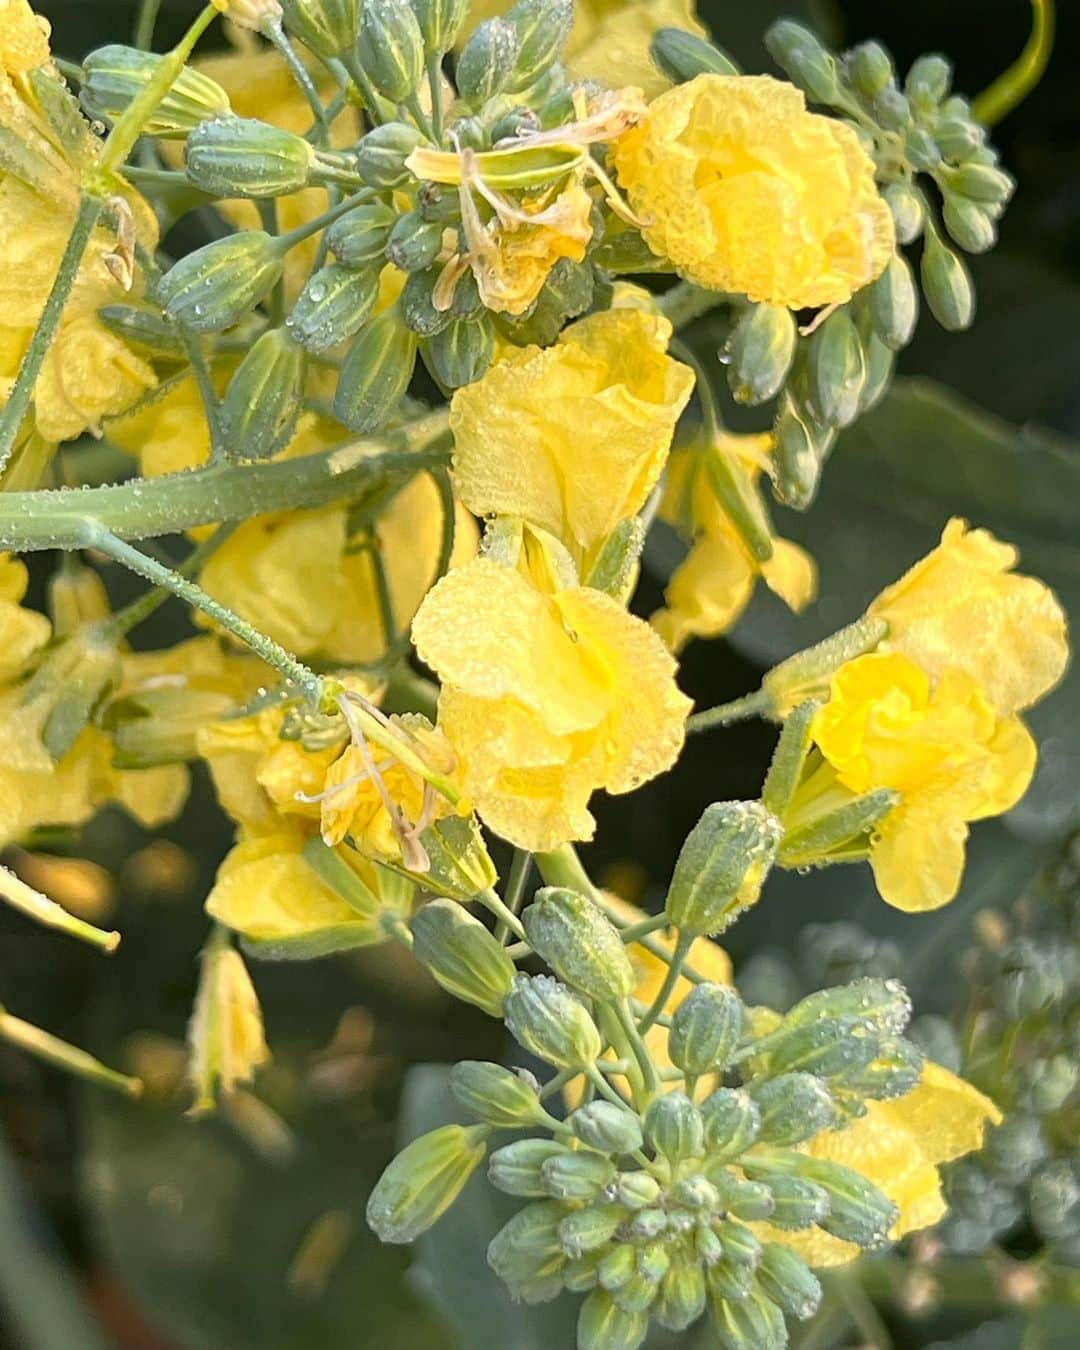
xmin=0 ymin=553 xmax=50 ymax=680
xmin=412 ymin=557 xmax=692 ymax=850
xmin=566 ymin=0 xmax=707 ymax=99
xmin=0 ymin=0 xmax=51 ymax=74
xmin=758 ymin=1062 xmax=1001 ymax=1268
xmin=612 ymin=74 xmax=895 ymax=308
xmin=652 ymin=438 xmax=816 ymax=652
xmin=187 ymin=932 xmax=270 ymax=1114
xmin=471 ymin=183 xmax=593 ymax=317
xmin=800 ymin=653 xmax=1036 ymax=911
xmin=868 ymin=517 xmax=1069 ymax=716
xmin=451 ymin=308 xmax=694 ymax=562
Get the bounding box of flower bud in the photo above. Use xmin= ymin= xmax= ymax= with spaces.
xmin=942 ymin=196 xmax=996 ymax=254
xmin=409 ymin=0 xmax=469 ymax=54
xmin=366 ymin=1122 xmax=487 ymax=1242
xmin=650 ymin=28 xmax=739 ymax=83
xmin=906 ymin=53 xmax=951 ymax=103
xmin=715 ymin=1219 xmax=761 ymax=1267
xmin=725 ymin=303 xmax=797 ymax=406
xmin=542 ymin=1150 xmax=616 ymax=1201
xmin=921 ymin=227 xmax=975 ymax=331
xmin=798 ymin=1158 xmax=899 ymax=1248
xmin=750 ymin=1072 xmax=837 ymax=1146
xmin=325 ymin=202 xmax=397 ymax=265
xmin=503 ymin=974 xmax=602 ymax=1070
xmin=612 ymin=1170 xmax=661 ymax=1210
xmin=946 ymin=161 xmax=1015 ymax=208
xmin=505 ymin=0 xmax=573 ymax=92
xmin=558 ymin=1203 xmax=625 ymax=1257
xmin=882 ymin=181 xmax=924 ymax=244
xmin=424 ymin=313 xmax=494 ymax=388
xmin=665 ymin=801 xmax=782 ymax=937
xmin=386 ymin=210 xmax=444 ymax=272
xmin=644 ymin=1092 xmax=705 ymax=1166
xmin=807 ymin=308 xmax=865 ymax=428
xmin=401 ymin=267 xmax=453 ymax=336
xmin=708 ymin=1287 xmax=786 ymax=1349
xmin=856 ymin=327 xmax=893 ymax=414
xmin=764 ymin=1015 xmax=880 ymax=1080
xmin=357 ymin=0 xmax=425 ymax=103
xmin=220 ymin=327 xmax=303 ymax=460
xmin=872 ymin=87 xmax=910 ymax=131
xmin=782 ymin=977 xmax=912 ymax=1036
xmin=669 ymin=983 xmax=744 ymax=1076
xmin=287 ymin=262 xmax=380 ymax=354
xmin=570 ymin=1101 xmax=644 ymax=1155
xmin=772 ymin=392 xmax=830 ymax=510
xmin=577 ymin=1288 xmax=648 ymax=1350
xmin=82 ymin=45 xmax=231 ymax=137
xmin=411 ymin=813 xmax=499 ymax=903
xmin=654 ymin=1259 xmax=707 ymax=1332
xmin=449 ymin=1060 xmax=546 ymax=1128
xmin=614 ymin=1269 xmax=663 ymax=1315
xmin=581 ymin=516 xmax=644 ymax=602
xmin=185 ymin=116 xmax=314 ymax=197
xmin=356 ymin=121 xmax=425 ymax=186
xmin=280 ymin=0 xmax=359 ymax=61
xmin=779 ymin=786 xmax=898 ymax=867
xmin=745 ymin=1172 xmax=829 ymax=1228
xmin=214 ymin=0 xmax=284 ymax=32
xmin=934 ymin=117 xmax=985 ymax=161
xmin=489 ymin=1200 xmax=565 ymax=1287
xmin=764 ymin=21 xmax=840 ymax=103
xmin=835 ymin=1035 xmax=922 ymax=1101
xmin=98 ymin=304 xmax=186 ymax=358
xmin=756 ymin=1244 xmax=822 ymax=1320
xmin=847 ymin=41 xmax=893 ymax=98
xmin=717 ymin=1178 xmax=773 ymax=1221
xmin=410 ymin=898 xmax=515 ymax=1016
xmin=597 ymin=1241 xmax=637 ymax=1290
xmin=488 ymin=1138 xmax=568 ymax=1195
xmin=333 ymin=307 xmax=418 ymax=431
xmin=456 ymin=18 xmax=520 ymax=104
xmin=157 ymin=230 xmax=283 ymax=333
xmin=705 ymin=1258 xmax=753 ymax=1303
xmin=28 ymin=627 xmax=120 ymax=761
xmin=700 ymin=1087 xmax=761 ymax=1164
xmin=522 ymin=887 xmax=635 ymax=1003
xmin=867 ymin=253 xmax=918 ymax=349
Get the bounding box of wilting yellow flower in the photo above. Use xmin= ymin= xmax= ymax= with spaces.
xmin=652 ymin=437 xmax=816 ymax=652
xmin=0 ymin=0 xmax=51 ymax=73
xmin=565 ymin=0 xmax=707 ymax=99
xmin=760 ymin=1062 xmax=1001 ymax=1267
xmin=798 ymin=653 xmax=1036 ymax=912
xmin=869 ymin=517 xmax=1069 ymax=716
xmin=187 ymin=932 xmax=270 ymax=1114
xmin=451 ymin=308 xmax=693 ymax=563
xmin=471 ymin=183 xmax=593 ymax=317
xmin=0 ymin=553 xmax=50 ymax=680
xmin=613 ymin=74 xmax=895 ymax=308
xmin=412 ymin=557 xmax=691 ymax=850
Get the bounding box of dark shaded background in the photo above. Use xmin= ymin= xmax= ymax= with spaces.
xmin=2 ymin=2 xmax=1078 ymax=1346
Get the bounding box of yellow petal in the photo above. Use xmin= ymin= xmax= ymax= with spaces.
xmin=0 ymin=0 xmax=51 ymax=73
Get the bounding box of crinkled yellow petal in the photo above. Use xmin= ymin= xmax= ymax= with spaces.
xmin=0 ymin=553 xmax=50 ymax=679
xmin=761 ymin=538 xmax=817 ymax=615
xmin=0 ymin=0 xmax=51 ymax=73
xmin=653 ymin=531 xmax=755 ymax=652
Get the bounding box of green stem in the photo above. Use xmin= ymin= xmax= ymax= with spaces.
xmin=426 ymin=53 xmax=445 ymax=144
xmin=267 ymin=19 xmax=330 ymax=137
xmin=686 ymin=688 xmax=771 ymax=734
xmin=612 ymin=999 xmax=659 ymax=1100
xmin=659 ymin=281 xmax=725 ymax=330
xmin=477 ymin=889 xmax=526 ymax=941
xmin=182 ymin=330 xmax=226 ymax=460
xmin=586 ymin=1063 xmax=631 ymax=1109
xmin=340 ymin=53 xmax=386 ymax=125
xmin=276 ymin=189 xmax=373 ymax=252
xmin=0 ymin=864 xmax=119 ymax=953
xmin=0 ymin=1010 xmax=141 ymax=1098
xmin=496 ymin=849 xmax=533 ymax=944
xmin=133 ymin=0 xmax=163 ymax=48
xmin=637 ymin=929 xmax=693 ymax=1033
xmin=973 ymin=0 xmax=1054 ymax=127
xmin=0 ymin=195 xmax=102 ymax=472
xmin=108 ymin=522 xmax=238 ymax=637
xmin=618 ymin=914 xmax=670 ymax=945
xmin=669 ymin=337 xmax=722 ymax=437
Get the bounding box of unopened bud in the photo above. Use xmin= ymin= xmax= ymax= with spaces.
xmin=542 ymin=1150 xmax=616 ymax=1201
xmin=557 ymin=1203 xmax=625 ymax=1257
xmin=906 ymin=126 xmax=942 ymax=171
xmin=654 ymin=1259 xmax=706 ymax=1332
xmin=582 ymin=516 xmax=645 ymax=602
xmin=783 ymin=978 xmax=912 ymax=1036
xmin=356 ymin=121 xmax=425 ymax=186
xmin=942 ymin=196 xmax=996 ymax=254
xmin=921 ymin=228 xmax=975 ymax=330
xmin=386 ymin=209 xmax=444 ymax=272
xmin=288 ymin=262 xmax=380 ymax=354
xmin=220 ymin=327 xmax=302 ymax=460
xmin=98 ymin=304 xmax=185 ymax=358
xmin=883 ymin=181 xmax=925 ymax=244
xmin=665 ymin=800 xmax=782 ymax=937
xmin=449 ymin=1060 xmax=547 ymax=1128
xmin=578 ymin=1288 xmax=649 ymax=1350
xmin=765 ymin=21 xmax=840 ymax=103
xmin=650 ymin=28 xmax=739 ymax=83
xmin=836 ymin=1035 xmax=922 ymax=1100
xmin=705 ymin=1257 xmax=752 ymax=1303
xmin=82 ymin=45 xmax=231 ymax=136
xmin=423 ymin=314 xmax=494 ymax=389
xmin=504 ymin=974 xmax=602 ymax=1070
xmin=717 ymin=1178 xmax=773 ymax=1221
xmin=597 ymin=1242 xmax=637 ymax=1290
xmin=715 ymin=1219 xmax=761 ymax=1266
xmin=488 ymin=1138 xmax=567 ymax=1196
xmin=280 ymin=0 xmax=359 ymax=61
xmin=410 ymin=898 xmax=515 ymax=1016
xmin=505 ymin=0 xmax=573 ymax=93
xmin=726 ymin=302 xmax=797 ymax=406
xmin=357 ymin=0 xmax=425 ymax=103
xmin=872 ymin=87 xmax=910 ymax=130
xmin=523 ymin=887 xmax=635 ymax=1003
xmin=613 ymin=1170 xmax=662 ymax=1210
xmin=744 ymin=1170 xmax=829 ymax=1228
xmin=868 ymin=253 xmax=918 ymax=349
xmin=906 ymin=53 xmax=951 ymax=103
xmin=700 ymin=1087 xmax=761 ymax=1163
xmin=157 ymin=230 xmax=283 ymax=333
xmin=756 ymin=1244 xmax=822 ymax=1320
xmin=333 ymin=306 xmax=418 ymax=431
xmin=847 ymin=41 xmax=893 ymax=98
xmin=326 ymin=201 xmax=397 ymax=265
xmin=772 ymin=391 xmax=829 ymax=510
xmin=185 ymin=116 xmax=314 ymax=197
xmin=409 ymin=0 xmax=469 ymax=54
xmin=367 ymin=1122 xmax=487 ymax=1242
xmin=946 ymin=162 xmax=1015 ymax=208
xmin=456 ymin=18 xmax=520 ymax=104
xmin=808 ymin=308 xmax=866 ymax=428
xmin=570 ymin=1101 xmax=644 ymax=1155
xmin=489 ymin=1200 xmax=565 ymax=1288
xmin=935 ymin=117 xmax=985 ymax=161
xmin=799 ymin=1157 xmax=899 ymax=1248
xmin=644 ymin=1092 xmax=705 ymax=1165
xmin=401 ymin=266 xmax=453 ymax=336
xmin=707 ymin=1287 xmax=786 ymax=1349
xmin=750 ymin=1072 xmax=836 ymax=1146
xmin=669 ymin=983 xmax=743 ymax=1076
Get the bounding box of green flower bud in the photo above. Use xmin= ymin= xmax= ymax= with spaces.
xmin=764 ymin=21 xmax=840 ymax=104
xmin=872 ymin=87 xmax=910 ymax=131
xmin=489 ymin=1199 xmax=565 ymax=1281
xmin=497 ymin=254 xmax=594 ymax=346
xmin=598 ymin=1241 xmax=637 ymax=1291
xmin=1023 ymin=1053 xmax=1078 ymax=1115
xmin=808 ymin=308 xmax=866 ymax=428
xmin=715 ymin=1219 xmax=762 ymax=1267
xmin=82 ymin=45 xmax=231 ymax=137
xmin=98 ymin=304 xmax=185 ymax=358
xmin=782 ymin=977 xmax=912 ymax=1037
xmin=654 ymin=1258 xmax=707 ymax=1331
xmin=366 ymin=1122 xmax=487 ymax=1242
xmin=921 ymin=227 xmax=975 ymax=331
xmin=488 ymin=1138 xmax=568 ymax=1196
xmin=410 ymin=898 xmax=515 ymax=1016
xmin=756 ymin=1243 xmax=822 ymax=1320
xmin=906 ymin=53 xmax=951 ymax=103
xmin=639 ymin=1239 xmax=671 ymax=1283
xmin=522 ymin=887 xmax=635 ymax=1003
xmin=644 ymin=1092 xmax=705 ymax=1166
xmin=542 ymin=1149 xmax=616 ymax=1201
xmin=750 ymin=1072 xmax=836 ymax=1146
xmin=457 ymin=18 xmax=520 ymax=104
xmin=798 ymin=1157 xmax=899 ymax=1248
xmin=779 ymin=786 xmax=898 ymax=867
xmin=356 ymin=121 xmax=425 ymax=187
xmin=935 ymin=117 xmax=985 ymax=161
xmin=718 ymin=1178 xmax=774 ymax=1222
xmin=564 ymin=1248 xmax=604 ymax=1293
xmin=570 ymin=1101 xmax=644 ymax=1155
xmin=505 ymin=0 xmax=573 ymax=92
xmin=409 ymin=0 xmax=469 ymax=54
xmin=220 ymin=326 xmax=303 ymax=461
xmin=280 ymin=0 xmax=359 ymax=62
xmin=834 ymin=1034 xmax=922 ymax=1100
xmin=665 ymin=800 xmax=782 ymax=937
xmin=725 ymin=303 xmax=797 ymax=406
xmin=504 ymin=974 xmax=602 ymax=1070
xmin=423 ymin=314 xmax=494 ymax=389
xmin=943 ymin=196 xmax=997 ymax=253
xmin=334 ymin=306 xmax=418 ymax=431
xmin=672 ymin=1175 xmax=720 ymax=1210
xmin=857 ymin=328 xmax=894 ymax=414
xmin=613 ymin=1269 xmax=662 ymax=1315
xmin=883 ymin=181 xmax=925 ymax=244
xmin=185 ymin=116 xmax=314 ymax=197
xmin=906 ymin=126 xmax=942 ymax=170
xmin=772 ymin=391 xmax=831 ymax=510
xmin=157 ymin=231 xmax=283 ymax=333
xmin=582 ymin=516 xmax=645 ymax=602
xmin=669 ymin=983 xmax=744 ymax=1076
xmin=700 ymin=1087 xmax=761 ymax=1163
xmin=1030 ymin=1160 xmax=1080 ymax=1241
xmin=625 ymin=1206 xmax=668 ymax=1242
xmin=288 ymin=262 xmax=380 ymax=354
xmin=558 ymin=1202 xmax=625 ymax=1257
xmin=706 ymin=1257 xmax=753 ymax=1303
xmin=946 ymin=161 xmax=1015 ymax=207
xmin=26 ymin=626 xmax=120 ymax=761
xmin=357 ymin=0 xmax=425 ymax=103
xmin=398 ymin=266 xmax=450 ymax=338
xmin=325 ymin=202 xmax=397 ymax=266
xmin=613 ymin=1170 xmax=662 ymax=1210
xmin=847 ymin=41 xmax=893 ymax=98
xmin=868 ymin=253 xmax=918 ymax=349
xmin=577 ymin=1288 xmax=649 ymax=1350
xmin=765 ymin=1016 xmax=881 ymax=1080
xmin=710 ymin=1287 xmax=787 ymax=1350
xmin=386 ymin=210 xmax=444 ymax=273
xmin=747 ymin=1173 xmax=829 ymax=1229
xmin=650 ymin=28 xmax=739 ymax=83
xmin=449 ymin=1060 xmax=546 ymax=1128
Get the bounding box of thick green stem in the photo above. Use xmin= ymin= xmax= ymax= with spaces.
xmin=686 ymin=688 xmax=771 ymax=734
xmin=0 ymin=1010 xmax=141 ymax=1098
xmin=612 ymin=999 xmax=659 ymax=1101
xmin=426 ymin=53 xmax=445 ymax=144
xmin=974 ymin=0 xmax=1054 ymax=127
xmin=496 ymin=849 xmax=533 ymax=944
xmin=0 ymin=864 xmax=119 ymax=953
xmin=477 ymin=889 xmax=526 ymax=941
xmin=637 ymin=929 xmax=693 ymax=1033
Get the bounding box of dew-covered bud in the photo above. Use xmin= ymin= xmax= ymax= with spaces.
xmin=669 ymin=983 xmax=744 ymax=1076
xmin=449 ymin=1060 xmax=547 ymax=1128
xmin=326 ymin=202 xmax=397 ymax=265
xmin=772 ymin=392 xmax=830 ymax=510
xmin=423 ymin=315 xmax=494 ymax=388
xmin=614 ymin=1268 xmax=663 ymax=1315
xmin=906 ymin=126 xmax=942 ymax=171
xmin=570 ymin=1101 xmax=644 ymax=1155
xmin=386 ymin=210 xmax=443 ymax=273
xmin=488 ymin=1138 xmax=567 ymax=1196
xmin=558 ymin=1203 xmax=625 ymax=1257
xmin=523 ymin=888 xmax=636 ymax=1004
xmin=705 ymin=1257 xmax=753 ymax=1303
xmin=564 ymin=1248 xmax=605 ymax=1293
xmin=366 ymin=1122 xmax=487 ymax=1242
xmin=220 ymin=327 xmax=302 ymax=461
xmin=98 ymin=304 xmax=185 ymax=358
xmin=717 ymin=1178 xmax=774 ymax=1222
xmin=665 ymin=801 xmax=782 ymax=937
xmin=935 ymin=117 xmax=985 ymax=161
xmin=921 ymin=228 xmax=975 ymax=331
xmin=156 ymin=231 xmax=283 ymax=333
xmin=715 ymin=1219 xmax=762 ymax=1267
xmin=650 ymin=28 xmax=739 ymax=83
xmin=577 ymin=1288 xmax=648 ymax=1350
xmin=807 ymin=308 xmax=866 ymax=428
xmin=613 ymin=1170 xmax=662 ymax=1210
xmin=747 ymin=1172 xmax=829 ymax=1229
xmin=765 ymin=20 xmax=840 ymax=104
xmin=756 ymin=1244 xmax=822 ymax=1321
xmin=783 ymin=978 xmax=912 ymax=1036
xmin=280 ymin=0 xmax=359 ymax=61
xmin=644 ymin=1093 xmax=705 ymax=1166
xmin=288 ymin=262 xmax=380 ymax=354
xmin=751 ymin=1072 xmax=836 ymax=1146
xmin=334 ymin=307 xmax=418 ymax=431
xmin=725 ymin=303 xmax=797 ymax=406
xmin=504 ymin=974 xmax=602 ymax=1070
xmin=654 ymin=1258 xmax=707 ymax=1332
xmin=357 ymin=0 xmax=425 ymax=103
xmin=409 ymin=0 xmax=469 ymax=54
xmin=700 ymin=1087 xmax=761 ymax=1163
xmin=672 ymin=1175 xmax=720 ymax=1211
xmin=836 ymin=1035 xmax=923 ymax=1101
xmin=456 ymin=18 xmax=520 ymax=104
xmin=410 ymin=898 xmax=515 ymax=1016
xmin=867 ymin=253 xmax=918 ymax=349
xmin=625 ymin=1207 xmax=668 ymax=1242
xmin=82 ymin=45 xmax=231 ymax=137
xmin=185 ymin=116 xmax=314 ymax=197
xmin=505 ymin=0 xmax=573 ymax=92
xmin=883 ymin=181 xmax=925 ymax=244
xmin=356 ymin=121 xmax=425 ymax=187
xmin=943 ymin=196 xmax=997 ymax=253
xmin=582 ymin=516 xmax=645 ymax=603
xmin=799 ymin=1158 xmax=899 ymax=1248
xmin=847 ymin=41 xmax=893 ymax=98
xmin=906 ymin=53 xmax=951 ymax=103
xmin=402 ymin=267 xmax=454 ymax=336
xmin=543 ymin=1150 xmax=616 ymax=1201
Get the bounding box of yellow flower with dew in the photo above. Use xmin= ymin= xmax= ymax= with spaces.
xmin=412 ymin=557 xmax=692 ymax=851
xmin=791 ymin=652 xmax=1036 ymax=912
xmin=613 ymin=74 xmax=895 ymax=308
xmin=451 ymin=307 xmax=694 ymax=564
xmin=0 ymin=0 xmax=51 ymax=73
xmin=652 ymin=436 xmax=816 ymax=652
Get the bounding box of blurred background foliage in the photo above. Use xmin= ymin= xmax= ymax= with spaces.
xmin=2 ymin=0 xmax=1078 ymax=1346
